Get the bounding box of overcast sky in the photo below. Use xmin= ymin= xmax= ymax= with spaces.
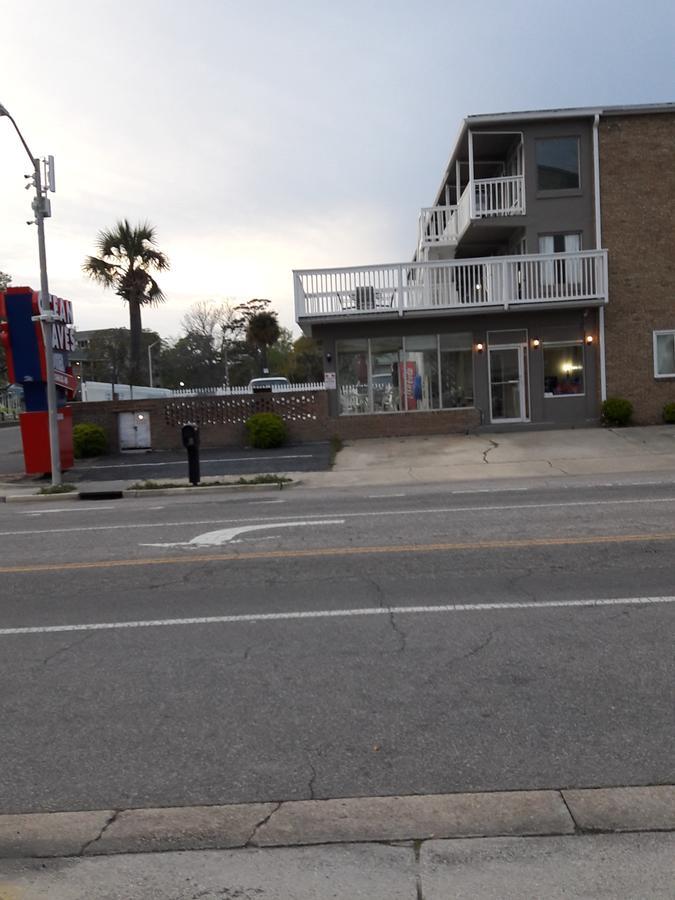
xmin=1 ymin=0 xmax=673 ymax=339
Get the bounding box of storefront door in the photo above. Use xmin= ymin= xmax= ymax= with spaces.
xmin=489 ymin=345 xmax=529 ymax=423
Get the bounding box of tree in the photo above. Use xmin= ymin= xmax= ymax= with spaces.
xmin=0 ymin=271 xmax=11 ymax=292
xmin=236 ymin=298 xmax=281 ymax=375
xmin=286 ymin=336 xmax=324 ymax=382
xmin=82 ymin=220 xmax=169 ymax=385
xmin=84 ymin=328 xmax=161 ymax=386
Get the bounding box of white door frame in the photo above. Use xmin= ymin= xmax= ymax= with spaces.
xmin=488 ymin=343 xmax=530 ymax=424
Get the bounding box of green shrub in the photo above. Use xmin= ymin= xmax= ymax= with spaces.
xmin=245 ymin=413 xmax=287 ymax=449
xmin=663 ymin=402 xmax=675 ymax=424
xmin=601 ymin=397 xmax=633 ymax=427
xmin=73 ymin=423 xmax=108 ymax=458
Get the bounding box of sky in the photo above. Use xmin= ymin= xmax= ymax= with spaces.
xmin=1 ymin=0 xmax=673 ymax=340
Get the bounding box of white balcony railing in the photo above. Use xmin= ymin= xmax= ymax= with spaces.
xmin=294 ymin=250 xmax=608 ymax=320
xmin=418 ymin=205 xmax=459 ymax=250
xmin=471 ymin=175 xmax=525 ymax=218
xmin=418 ymin=175 xmax=525 ymax=251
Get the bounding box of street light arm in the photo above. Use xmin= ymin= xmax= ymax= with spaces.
xmin=0 ymin=104 xmax=36 ymax=166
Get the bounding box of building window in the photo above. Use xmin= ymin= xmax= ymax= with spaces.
xmin=440 ymin=333 xmax=474 ymax=408
xmin=336 ymin=339 xmax=369 ymax=414
xmin=543 ymin=343 xmax=584 ymax=396
xmin=336 ymin=334 xmax=474 ymax=414
xmin=404 ymin=335 xmax=439 ymax=410
xmin=536 ymin=137 xmax=580 ymax=191
xmin=654 ymin=330 xmax=675 ymax=377
xmin=539 ymin=233 xmax=582 ymax=287
xmin=370 ymin=337 xmax=404 ymax=412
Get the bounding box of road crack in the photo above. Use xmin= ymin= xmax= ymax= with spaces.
xmin=42 ymin=631 xmax=96 ymax=667
xmin=245 ymin=801 xmax=282 ymax=847
xmin=482 ymin=439 xmax=499 ymax=463
xmin=80 ymin=809 xmax=122 ymax=855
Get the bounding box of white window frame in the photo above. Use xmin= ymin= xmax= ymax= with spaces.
xmin=653 ymin=330 xmax=675 ymax=378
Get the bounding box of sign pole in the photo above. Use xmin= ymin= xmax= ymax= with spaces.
xmin=33 ymin=160 xmax=62 ymax=486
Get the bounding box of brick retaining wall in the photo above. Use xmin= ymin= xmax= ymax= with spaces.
xmin=71 ymin=393 xmax=480 ymax=451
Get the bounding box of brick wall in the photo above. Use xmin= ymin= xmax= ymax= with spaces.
xmin=600 ymin=113 xmax=675 ymax=424
xmin=71 ymin=393 xmax=480 ymax=451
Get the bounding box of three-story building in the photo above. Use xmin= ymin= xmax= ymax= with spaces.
xmin=293 ymin=103 xmax=674 ymax=431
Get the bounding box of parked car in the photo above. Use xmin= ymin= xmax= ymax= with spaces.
xmin=248 ymin=376 xmax=290 ymax=390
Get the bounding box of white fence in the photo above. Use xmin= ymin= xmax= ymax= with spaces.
xmin=168 ymin=382 xmax=326 ymax=397
xmin=295 ymin=250 xmax=608 ymax=319
xmin=80 ymin=381 xmax=326 ymax=401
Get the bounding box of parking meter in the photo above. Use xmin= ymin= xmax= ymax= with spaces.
xmin=181 ymin=423 xmax=200 ymax=486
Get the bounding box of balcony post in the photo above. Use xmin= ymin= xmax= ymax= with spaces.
xmin=397 ymin=265 xmax=405 ymax=315
xmin=468 ymin=130 xmax=475 ymax=218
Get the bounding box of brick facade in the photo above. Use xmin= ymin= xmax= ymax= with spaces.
xmin=71 ymin=394 xmax=479 ymax=451
xmin=600 ymin=113 xmax=675 ymax=423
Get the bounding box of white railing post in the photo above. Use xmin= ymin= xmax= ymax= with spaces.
xmin=293 ymin=272 xmax=305 ymax=319
xmin=468 ymin=130 xmax=475 ymax=219
xmin=398 ymin=265 xmax=405 ymax=314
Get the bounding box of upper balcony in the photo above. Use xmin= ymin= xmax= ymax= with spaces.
xmin=295 ymin=249 xmax=608 ymax=323
xmin=418 ymin=175 xmax=526 ymax=256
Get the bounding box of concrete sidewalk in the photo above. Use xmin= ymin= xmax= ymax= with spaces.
xmin=1 ymin=834 xmax=673 ymax=899
xmin=1 ymin=786 xmax=673 ymax=898
xmin=304 ymin=425 xmax=675 ymax=488
xmin=2 ymin=425 xmax=675 ymax=500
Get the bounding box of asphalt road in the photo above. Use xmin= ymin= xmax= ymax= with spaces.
xmin=0 ymin=479 xmax=673 ymax=814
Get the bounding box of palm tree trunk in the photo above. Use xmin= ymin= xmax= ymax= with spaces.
xmin=128 ymin=300 xmax=142 ymax=386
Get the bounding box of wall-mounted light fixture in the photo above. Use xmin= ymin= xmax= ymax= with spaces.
xmin=325 ymin=352 xmax=332 ymax=363
xmin=585 ymin=334 xmax=594 ymax=344
xmin=475 ymin=342 xmax=484 ymax=353
xmin=531 ymin=338 xmax=541 ymax=348
xmin=137 ymin=414 xmax=145 ymax=421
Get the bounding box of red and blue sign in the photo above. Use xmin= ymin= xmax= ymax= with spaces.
xmin=0 ymin=286 xmax=76 ymax=473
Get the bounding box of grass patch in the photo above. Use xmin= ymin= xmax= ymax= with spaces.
xmin=130 ymin=474 xmax=292 ymax=490
xmin=39 ymin=483 xmax=78 ymax=495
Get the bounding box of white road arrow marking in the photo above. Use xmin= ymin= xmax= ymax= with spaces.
xmin=141 ymin=519 xmax=344 ymax=548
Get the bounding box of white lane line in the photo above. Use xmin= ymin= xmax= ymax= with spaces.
xmin=1 ymin=496 xmax=674 ymax=538
xmin=249 ymin=499 xmax=286 ymax=505
xmin=77 ymin=454 xmax=313 ymax=470
xmin=141 ymin=519 xmax=345 ymax=548
xmin=1 ymin=595 xmax=673 ymax=637
xmin=21 ymin=506 xmax=117 ymax=515
xmin=367 ymin=493 xmax=407 ymax=498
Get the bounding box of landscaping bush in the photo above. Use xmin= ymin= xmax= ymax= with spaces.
xmin=245 ymin=413 xmax=287 ymax=449
xmin=73 ymin=423 xmax=108 ymax=458
xmin=601 ymin=397 xmax=633 ymax=427
xmin=663 ymin=402 xmax=675 ymax=424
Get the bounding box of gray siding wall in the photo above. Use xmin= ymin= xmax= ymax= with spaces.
xmin=314 ymin=306 xmax=599 ymax=427
xmin=461 ymin=117 xmax=597 ymax=254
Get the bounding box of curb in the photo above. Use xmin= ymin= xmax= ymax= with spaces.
xmin=0 ymin=480 xmax=300 ymax=503
xmin=122 ymin=480 xmax=298 ymax=498
xmin=1 ymin=785 xmax=673 ymax=859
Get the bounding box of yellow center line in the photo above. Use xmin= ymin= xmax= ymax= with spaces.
xmin=1 ymin=531 xmax=675 ymax=574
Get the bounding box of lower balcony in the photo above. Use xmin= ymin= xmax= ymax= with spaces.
xmin=295 ymin=250 xmax=608 ymax=322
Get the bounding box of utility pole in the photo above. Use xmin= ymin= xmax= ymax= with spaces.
xmin=0 ymin=104 xmax=61 ymax=484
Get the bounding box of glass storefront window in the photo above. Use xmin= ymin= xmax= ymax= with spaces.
xmin=404 ymin=335 xmax=439 ymax=410
xmin=440 ymin=333 xmax=473 ymax=408
xmin=336 ymin=333 xmax=475 ymax=415
xmin=543 ymin=343 xmax=584 ymax=396
xmin=336 ymin=339 xmax=369 ymax=414
xmin=370 ymin=337 xmax=404 ymax=412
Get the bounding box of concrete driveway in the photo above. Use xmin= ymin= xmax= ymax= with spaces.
xmin=316 ymin=425 xmax=675 ymax=487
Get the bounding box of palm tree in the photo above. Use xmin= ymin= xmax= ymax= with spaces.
xmin=82 ymin=220 xmax=169 ymax=385
xmin=246 ymin=308 xmax=281 ymax=375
